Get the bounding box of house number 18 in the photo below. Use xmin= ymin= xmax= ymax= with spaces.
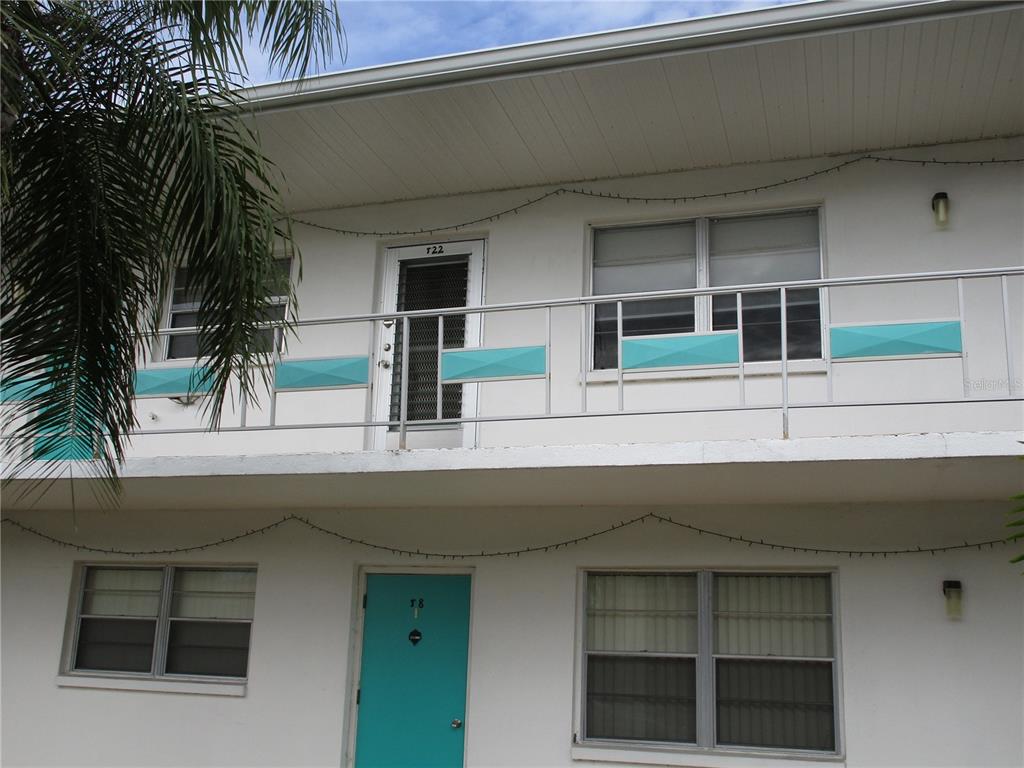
xmin=410 ymin=597 xmax=424 ymax=618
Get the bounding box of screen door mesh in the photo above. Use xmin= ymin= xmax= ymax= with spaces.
xmin=389 ymin=257 xmax=469 ymax=425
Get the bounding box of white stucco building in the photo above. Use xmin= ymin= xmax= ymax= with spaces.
xmin=3 ymin=1 xmax=1023 ymax=767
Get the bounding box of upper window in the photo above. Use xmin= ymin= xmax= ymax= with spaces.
xmin=166 ymin=257 xmax=292 ymax=360
xmin=592 ymin=209 xmax=822 ymax=368
xmin=582 ymin=571 xmax=837 ymax=754
xmin=69 ymin=565 xmax=256 ymax=679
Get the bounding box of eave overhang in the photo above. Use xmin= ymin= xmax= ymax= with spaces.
xmin=241 ymin=0 xmax=1024 ymax=211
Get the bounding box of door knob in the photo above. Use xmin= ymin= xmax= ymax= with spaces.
xmin=378 ymin=360 xmax=390 ymax=368
xmin=451 ymin=719 xmax=463 ymax=729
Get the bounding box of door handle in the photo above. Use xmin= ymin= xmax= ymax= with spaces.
xmin=451 ymin=718 xmax=463 ymax=729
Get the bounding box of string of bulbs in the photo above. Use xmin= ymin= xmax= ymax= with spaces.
xmin=291 ymin=154 xmax=1024 ymax=238
xmin=1 ymin=513 xmax=1008 ymax=559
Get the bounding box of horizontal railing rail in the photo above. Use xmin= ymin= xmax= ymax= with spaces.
xmin=152 ymin=265 xmax=1024 ymax=335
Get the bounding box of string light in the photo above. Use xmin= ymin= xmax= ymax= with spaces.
xmin=291 ymin=155 xmax=1024 ymax=238
xmin=1 ymin=513 xmax=1008 ymax=559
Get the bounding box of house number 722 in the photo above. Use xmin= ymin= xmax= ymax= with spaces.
xmin=425 ymin=245 xmax=445 ymax=254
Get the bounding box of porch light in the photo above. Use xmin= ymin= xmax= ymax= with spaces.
xmin=931 ymin=192 xmax=950 ymax=227
xmin=942 ymin=580 xmax=962 ymax=619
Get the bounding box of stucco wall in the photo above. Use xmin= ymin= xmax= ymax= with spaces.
xmin=121 ymin=138 xmax=1024 ymax=458
xmin=3 ymin=502 xmax=1021 ymax=767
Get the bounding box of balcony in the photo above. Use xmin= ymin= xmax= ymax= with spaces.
xmin=4 ymin=265 xmax=1021 ymax=510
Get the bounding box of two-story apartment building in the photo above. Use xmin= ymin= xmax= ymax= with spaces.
xmin=3 ymin=1 xmax=1022 ymax=766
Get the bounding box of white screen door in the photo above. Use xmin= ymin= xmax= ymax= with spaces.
xmin=371 ymin=240 xmax=485 ymax=449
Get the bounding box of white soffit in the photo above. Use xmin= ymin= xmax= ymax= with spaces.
xmin=246 ymin=0 xmax=1024 ymax=211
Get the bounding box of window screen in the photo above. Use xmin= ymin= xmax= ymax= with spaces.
xmin=714 ymin=574 xmax=835 ymax=751
xmin=165 ymin=569 xmax=256 ymax=677
xmin=709 ymin=210 xmax=822 ymax=362
xmin=585 ymin=573 xmax=698 ymax=743
xmin=75 ymin=568 xmax=161 ymax=673
xmin=167 ymin=258 xmax=291 ymax=360
xmin=593 ymin=223 xmax=697 ymax=369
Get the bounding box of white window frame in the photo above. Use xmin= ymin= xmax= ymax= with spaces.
xmin=588 ymin=206 xmax=826 ymax=371
xmin=61 ymin=563 xmax=257 ymax=685
xmin=162 ymin=257 xmax=295 ymax=362
xmin=572 ymin=568 xmax=843 ymax=763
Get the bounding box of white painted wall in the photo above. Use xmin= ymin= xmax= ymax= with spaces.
xmin=120 ymin=138 xmax=1023 ymax=460
xmin=3 ymin=502 xmax=1021 ymax=768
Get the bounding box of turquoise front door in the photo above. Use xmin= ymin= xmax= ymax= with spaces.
xmin=354 ymin=574 xmax=472 ymax=768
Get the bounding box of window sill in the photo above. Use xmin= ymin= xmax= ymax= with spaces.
xmin=56 ymin=674 xmax=246 ymax=697
xmin=571 ymin=743 xmax=842 ymax=768
xmin=583 ymin=359 xmax=826 ymax=384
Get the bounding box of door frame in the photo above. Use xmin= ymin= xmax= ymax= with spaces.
xmin=343 ymin=565 xmax=477 ymax=768
xmin=370 ymin=239 xmax=486 ymax=450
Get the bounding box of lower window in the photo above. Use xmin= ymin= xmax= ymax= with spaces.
xmin=582 ymin=571 xmax=837 ymax=754
xmin=69 ymin=565 xmax=256 ymax=680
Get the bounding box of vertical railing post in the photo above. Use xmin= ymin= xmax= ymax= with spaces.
xmin=436 ymin=313 xmax=444 ymax=422
xmin=399 ymin=315 xmax=410 ymax=449
xmin=822 ymin=286 xmax=833 ymax=403
xmin=268 ymin=318 xmax=284 ymax=427
xmin=1001 ymin=275 xmax=1015 ymax=397
xmin=616 ymin=300 xmax=624 ymax=411
xmin=780 ymin=287 xmax=789 ymax=439
xmin=580 ymin=303 xmax=588 ymax=414
xmin=735 ymin=292 xmax=745 ymax=406
xmin=268 ymin=348 xmax=281 ymax=429
xmin=545 ymin=306 xmax=552 ymax=415
xmin=957 ymin=278 xmax=970 ymax=398
xmin=239 ymin=391 xmax=248 ymax=428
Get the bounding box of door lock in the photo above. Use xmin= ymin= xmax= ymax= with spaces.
xmin=450 ymin=719 xmax=463 ymax=729
xmin=378 ymin=360 xmax=391 ymax=369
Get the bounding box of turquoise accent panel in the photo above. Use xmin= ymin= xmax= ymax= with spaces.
xmin=275 ymin=356 xmax=369 ymax=390
xmin=355 ymin=574 xmax=471 ymax=768
xmin=33 ymin=433 xmax=95 ymax=461
xmin=32 ymin=406 xmax=98 ymax=461
xmin=134 ymin=367 xmax=211 ymax=398
xmin=831 ymin=321 xmax=962 ymax=359
xmin=622 ymin=332 xmax=739 ymax=369
xmin=1 ymin=377 xmax=50 ymax=403
xmin=441 ymin=345 xmax=546 ymax=382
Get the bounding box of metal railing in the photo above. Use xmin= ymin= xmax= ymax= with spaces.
xmin=137 ymin=265 xmax=1023 ymax=447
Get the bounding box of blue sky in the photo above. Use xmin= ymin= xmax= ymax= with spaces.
xmin=245 ymin=0 xmax=793 ymax=83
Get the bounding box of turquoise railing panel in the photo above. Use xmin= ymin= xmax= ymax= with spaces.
xmin=31 ymin=405 xmax=99 ymax=461
xmin=831 ymin=321 xmax=962 ymax=359
xmin=622 ymin=332 xmax=739 ymax=370
xmin=33 ymin=433 xmax=95 ymax=461
xmin=441 ymin=346 xmax=546 ymax=382
xmin=275 ymin=356 xmax=369 ymax=390
xmin=1 ymin=376 xmax=50 ymax=403
xmin=134 ymin=367 xmax=211 ymax=398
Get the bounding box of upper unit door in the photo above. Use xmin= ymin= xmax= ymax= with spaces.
xmin=371 ymin=241 xmax=484 ymax=449
xmin=353 ymin=573 xmax=472 ymax=768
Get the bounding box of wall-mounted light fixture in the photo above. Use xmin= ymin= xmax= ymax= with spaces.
xmin=942 ymin=580 xmax=963 ymax=619
xmin=931 ymin=192 xmax=950 ymax=228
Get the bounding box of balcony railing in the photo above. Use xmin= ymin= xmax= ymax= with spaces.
xmin=7 ymin=266 xmax=1022 ymax=458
